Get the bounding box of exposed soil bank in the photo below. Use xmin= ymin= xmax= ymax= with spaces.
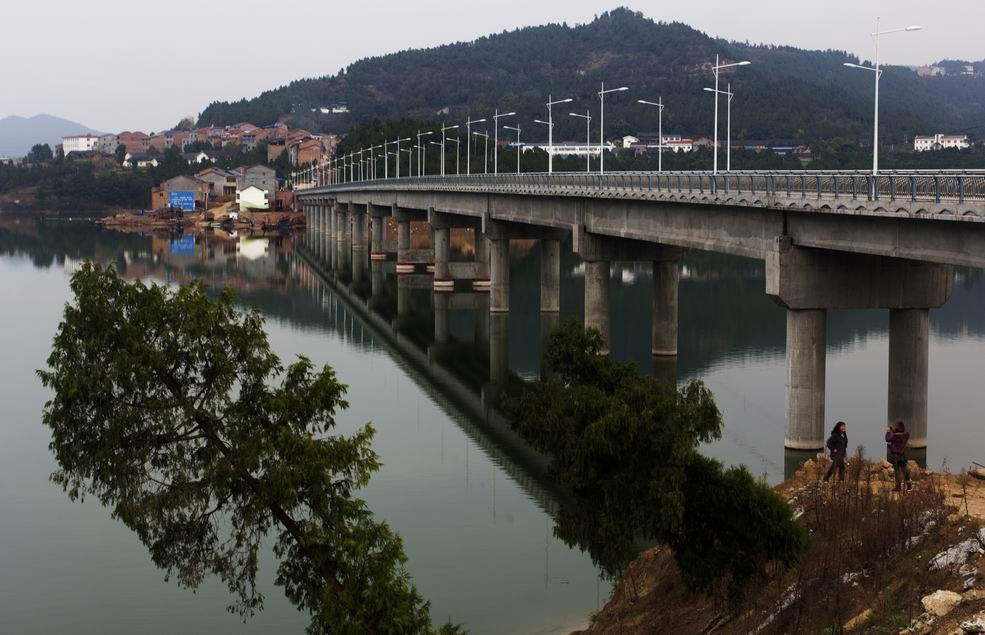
xmin=576 ymin=461 xmax=985 ymax=634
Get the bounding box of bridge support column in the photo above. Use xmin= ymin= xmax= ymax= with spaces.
xmin=584 ymin=260 xmax=610 ymax=353
xmin=888 ymin=308 xmax=929 ymax=448
xmin=490 ymin=239 xmax=510 ymax=312
xmin=540 ymin=239 xmax=560 ymax=313
xmin=574 ymin=225 xmax=678 ymax=356
xmin=351 ymin=204 xmax=366 ymax=250
xmin=652 ymin=258 xmax=680 ymax=356
xmin=368 ymin=204 xmax=390 ymax=262
xmin=784 ymin=308 xmax=827 ymax=450
xmin=327 ymin=203 xmax=337 ymax=270
xmin=433 ymin=226 xmax=452 ymax=291
xmin=767 ymin=236 xmax=952 ymax=450
xmin=396 ymin=218 xmax=411 ymax=272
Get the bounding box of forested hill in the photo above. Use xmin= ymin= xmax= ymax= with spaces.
xmin=197 ymin=8 xmax=985 ymax=144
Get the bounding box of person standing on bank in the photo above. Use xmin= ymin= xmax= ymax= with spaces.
xmin=886 ymin=420 xmax=913 ymax=492
xmin=824 ymin=421 xmax=848 ymax=482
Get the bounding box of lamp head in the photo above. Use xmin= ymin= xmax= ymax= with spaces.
xmin=737 ymin=61 xmax=751 ymax=66
xmin=905 ymin=25 xmax=922 ymax=31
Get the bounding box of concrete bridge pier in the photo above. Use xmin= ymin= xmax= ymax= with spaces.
xmin=368 ymin=204 xmax=389 ymax=262
xmin=574 ymin=226 xmax=678 ymax=355
xmin=784 ymin=308 xmax=827 ymax=450
xmin=583 ymin=260 xmax=611 ymax=352
xmin=328 ymin=202 xmax=338 ymax=270
xmin=767 ymin=236 xmax=952 ymax=449
xmin=889 ymin=308 xmax=930 ymax=448
xmin=484 ymin=215 xmax=567 ymax=314
xmin=351 ymin=205 xmax=368 ymax=283
xmin=489 ymin=239 xmax=510 ymax=312
xmin=429 ymin=209 xmax=453 ymax=292
xmin=540 ymin=239 xmax=560 ymax=313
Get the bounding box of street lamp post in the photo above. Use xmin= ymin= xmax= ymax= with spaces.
xmin=472 ymin=132 xmax=489 ymax=174
xmin=638 ymin=98 xmax=665 ymax=172
xmin=492 ymin=109 xmax=515 ymax=174
xmin=503 ymin=125 xmax=521 ymax=174
xmin=844 ymin=18 xmax=921 ymax=176
xmin=465 ymin=116 xmax=486 ymax=175
xmin=401 ymin=148 xmax=413 ymax=176
xmin=569 ymin=110 xmax=593 ymax=172
xmin=546 ymin=95 xmax=573 ymax=174
xmin=415 ymin=131 xmax=433 ymax=177
xmin=598 ymin=83 xmax=629 ymax=175
xmin=709 ymin=55 xmax=750 ymax=174
xmin=447 ymin=137 xmax=461 ymax=175
xmin=703 ymin=84 xmax=735 ymax=171
xmin=393 ymin=137 xmax=410 ymax=178
xmin=440 ymin=123 xmax=459 ymax=176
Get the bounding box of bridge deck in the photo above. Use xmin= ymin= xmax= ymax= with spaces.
xmin=301 ymin=170 xmax=985 ymax=221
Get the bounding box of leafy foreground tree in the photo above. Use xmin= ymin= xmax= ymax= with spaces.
xmin=502 ymin=321 xmax=808 ymax=597
xmin=38 ymin=263 xmax=460 ymax=634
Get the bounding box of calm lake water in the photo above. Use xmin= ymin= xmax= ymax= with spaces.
xmin=1 ymin=216 xmax=983 ymax=633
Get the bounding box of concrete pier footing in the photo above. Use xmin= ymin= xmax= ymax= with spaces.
xmin=784 ymin=308 xmax=827 ymax=450
xmin=540 ymin=239 xmax=560 ymax=313
xmin=584 ymin=260 xmax=610 ymax=352
xmin=888 ymin=308 xmax=930 ymax=448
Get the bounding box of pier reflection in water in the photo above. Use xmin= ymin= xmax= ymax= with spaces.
xmin=2 ymin=217 xmax=984 ymax=633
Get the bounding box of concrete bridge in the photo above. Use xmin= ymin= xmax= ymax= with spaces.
xmin=297 ymin=169 xmax=985 ymax=451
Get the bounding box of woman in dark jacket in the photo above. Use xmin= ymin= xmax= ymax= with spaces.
xmin=886 ymin=420 xmax=913 ymax=491
xmin=824 ymin=421 xmax=848 ymax=482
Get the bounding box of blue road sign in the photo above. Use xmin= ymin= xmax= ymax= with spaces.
xmin=169 ymin=191 xmax=195 ymax=211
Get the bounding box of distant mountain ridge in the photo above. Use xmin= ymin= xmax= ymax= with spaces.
xmin=0 ymin=114 xmax=102 ymax=158
xmin=197 ymin=8 xmax=985 ymax=145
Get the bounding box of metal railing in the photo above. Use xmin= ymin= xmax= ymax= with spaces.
xmin=306 ymin=170 xmax=985 ymax=207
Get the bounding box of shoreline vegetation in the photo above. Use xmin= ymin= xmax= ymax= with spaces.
xmin=577 ymin=457 xmax=985 ymax=634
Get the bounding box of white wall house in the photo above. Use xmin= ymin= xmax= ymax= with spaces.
xmin=914 ymin=133 xmax=971 ymax=152
xmin=62 ymin=134 xmax=99 ymax=155
xmin=236 ymin=185 xmax=269 ymax=211
xmin=665 ymin=138 xmax=694 ymax=153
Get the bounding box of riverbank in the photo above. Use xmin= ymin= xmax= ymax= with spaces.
xmin=576 ymin=459 xmax=985 ymax=634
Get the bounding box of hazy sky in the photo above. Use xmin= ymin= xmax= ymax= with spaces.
xmin=1 ymin=0 xmax=981 ymax=133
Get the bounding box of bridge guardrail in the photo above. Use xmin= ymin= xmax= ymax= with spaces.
xmin=304 ymin=170 xmax=985 ymax=208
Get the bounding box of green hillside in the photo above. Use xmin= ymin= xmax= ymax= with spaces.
xmin=198 ymin=8 xmax=985 ymax=145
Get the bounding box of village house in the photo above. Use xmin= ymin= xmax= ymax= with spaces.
xmin=195 ymin=166 xmax=238 ymax=199
xmin=94 ymin=133 xmax=119 ymax=155
xmin=236 ymin=185 xmax=269 ymax=211
xmin=122 ymin=153 xmax=159 ymax=168
xmin=237 ymin=165 xmax=277 ymax=207
xmin=62 ymin=134 xmax=100 ymax=156
xmin=118 ymin=131 xmax=150 ymax=154
xmin=181 ymin=151 xmax=212 ymax=164
xmin=152 ymin=175 xmax=208 ymax=211
xmin=914 ymin=133 xmax=971 ymax=152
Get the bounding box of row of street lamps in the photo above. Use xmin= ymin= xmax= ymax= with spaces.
xmin=299 ymin=18 xmax=920 ymax=187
